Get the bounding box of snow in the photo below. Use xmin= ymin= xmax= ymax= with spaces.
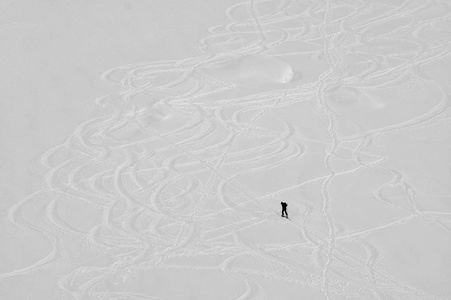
xmin=1 ymin=0 xmax=451 ymax=299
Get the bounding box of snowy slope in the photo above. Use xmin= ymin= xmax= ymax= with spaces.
xmin=1 ymin=0 xmax=451 ymax=299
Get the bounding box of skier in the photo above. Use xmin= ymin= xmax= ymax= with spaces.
xmin=281 ymin=202 xmax=288 ymax=218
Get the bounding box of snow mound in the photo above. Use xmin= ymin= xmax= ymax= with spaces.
xmin=201 ymin=54 xmax=296 ymax=87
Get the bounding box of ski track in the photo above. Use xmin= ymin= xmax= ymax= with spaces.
xmin=3 ymin=0 xmax=451 ymax=299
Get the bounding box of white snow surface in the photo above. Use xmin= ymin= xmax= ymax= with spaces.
xmin=1 ymin=0 xmax=451 ymax=299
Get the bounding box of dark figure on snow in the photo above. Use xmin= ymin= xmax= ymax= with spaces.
xmin=281 ymin=202 xmax=288 ymax=218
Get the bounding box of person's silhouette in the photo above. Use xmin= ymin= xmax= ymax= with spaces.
xmin=281 ymin=202 xmax=288 ymax=218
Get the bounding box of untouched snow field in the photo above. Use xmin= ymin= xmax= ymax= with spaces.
xmin=1 ymin=0 xmax=451 ymax=299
